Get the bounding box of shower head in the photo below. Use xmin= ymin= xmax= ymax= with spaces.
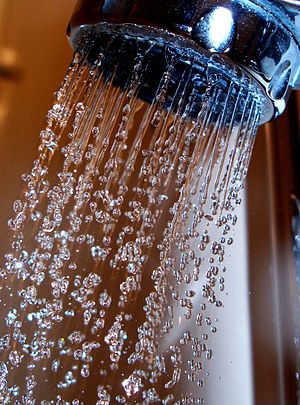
xmin=67 ymin=0 xmax=300 ymax=123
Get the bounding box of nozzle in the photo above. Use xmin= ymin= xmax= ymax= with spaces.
xmin=68 ymin=0 xmax=300 ymax=123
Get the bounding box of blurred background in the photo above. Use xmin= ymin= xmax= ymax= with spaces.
xmin=0 ymin=1 xmax=299 ymax=404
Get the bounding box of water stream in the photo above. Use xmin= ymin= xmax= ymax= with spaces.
xmin=0 ymin=32 xmax=262 ymax=404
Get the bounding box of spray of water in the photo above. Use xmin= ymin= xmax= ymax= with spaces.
xmin=0 ymin=32 xmax=261 ymax=403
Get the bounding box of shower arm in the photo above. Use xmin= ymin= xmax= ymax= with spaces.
xmin=68 ymin=0 xmax=300 ymax=123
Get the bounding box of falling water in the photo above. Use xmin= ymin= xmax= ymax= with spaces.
xmin=0 ymin=30 xmax=261 ymax=404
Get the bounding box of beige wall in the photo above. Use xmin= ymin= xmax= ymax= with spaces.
xmin=0 ymin=1 xmax=76 ymax=253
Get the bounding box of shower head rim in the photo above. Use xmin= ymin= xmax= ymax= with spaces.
xmin=68 ymin=0 xmax=300 ymax=122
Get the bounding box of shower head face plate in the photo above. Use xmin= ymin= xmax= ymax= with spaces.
xmin=72 ymin=24 xmax=267 ymax=124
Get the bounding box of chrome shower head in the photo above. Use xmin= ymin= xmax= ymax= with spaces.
xmin=67 ymin=0 xmax=300 ymax=123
